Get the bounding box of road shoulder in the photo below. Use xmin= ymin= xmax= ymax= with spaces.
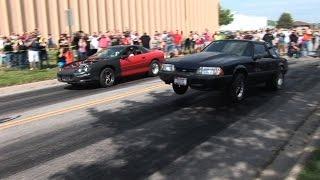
xmin=0 ymin=79 xmax=64 ymax=97
xmin=258 ymin=107 xmax=320 ymax=180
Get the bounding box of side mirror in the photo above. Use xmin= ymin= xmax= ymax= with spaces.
xmin=253 ymin=55 xmax=263 ymax=61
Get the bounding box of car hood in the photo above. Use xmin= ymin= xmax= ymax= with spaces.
xmin=64 ymin=56 xmax=107 ymax=69
xmin=168 ymin=52 xmax=240 ymax=69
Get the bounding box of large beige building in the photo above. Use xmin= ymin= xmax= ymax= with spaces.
xmin=0 ymin=0 xmax=219 ymax=39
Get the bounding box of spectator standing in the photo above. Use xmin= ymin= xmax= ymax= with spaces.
xmin=165 ymin=34 xmax=175 ymax=57
xmin=173 ymin=30 xmax=183 ymax=54
xmin=39 ymin=36 xmax=49 ymax=69
xmin=98 ymin=33 xmax=110 ymax=51
xmin=262 ymin=29 xmax=275 ymax=45
xmin=57 ymin=48 xmax=67 ymax=70
xmin=304 ymin=29 xmax=313 ymax=55
xmin=71 ymin=32 xmax=81 ymax=60
xmin=27 ymin=37 xmax=41 ymax=70
xmin=0 ymin=36 xmax=5 ymax=50
xmin=17 ymin=38 xmax=28 ymax=69
xmin=289 ymin=30 xmax=299 ymax=43
xmin=278 ymin=33 xmax=286 ymax=55
xmin=151 ymin=33 xmax=161 ymax=50
xmin=131 ymin=32 xmax=140 ymax=45
xmin=314 ymin=32 xmax=319 ymax=52
xmin=3 ymin=38 xmax=13 ymax=68
xmin=89 ymin=33 xmax=99 ymax=56
xmin=78 ymin=38 xmax=88 ymax=61
xmin=140 ymin=33 xmax=151 ymax=49
xmin=47 ymin=34 xmax=55 ymax=49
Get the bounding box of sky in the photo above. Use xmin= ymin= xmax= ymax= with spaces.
xmin=221 ymin=0 xmax=320 ymax=23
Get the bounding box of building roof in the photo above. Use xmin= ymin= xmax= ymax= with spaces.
xmin=293 ymin=21 xmax=311 ymax=27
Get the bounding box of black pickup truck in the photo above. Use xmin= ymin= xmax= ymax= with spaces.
xmin=159 ymin=40 xmax=288 ymax=102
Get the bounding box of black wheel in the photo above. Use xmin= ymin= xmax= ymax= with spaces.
xmin=172 ymin=84 xmax=188 ymax=95
xmin=266 ymin=70 xmax=285 ymax=91
xmin=99 ymin=68 xmax=115 ymax=88
xmin=148 ymin=60 xmax=160 ymax=76
xmin=228 ymin=73 xmax=246 ymax=102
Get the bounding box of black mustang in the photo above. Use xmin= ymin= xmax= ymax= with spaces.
xmin=159 ymin=40 xmax=288 ymax=102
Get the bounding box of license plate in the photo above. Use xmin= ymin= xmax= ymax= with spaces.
xmin=174 ymin=77 xmax=187 ymax=86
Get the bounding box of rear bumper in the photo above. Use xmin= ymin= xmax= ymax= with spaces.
xmin=159 ymin=71 xmax=233 ymax=91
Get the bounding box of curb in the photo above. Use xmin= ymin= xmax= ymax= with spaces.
xmin=285 ymin=122 xmax=320 ymax=180
xmin=258 ymin=107 xmax=320 ymax=180
xmin=0 ymin=79 xmax=65 ymax=97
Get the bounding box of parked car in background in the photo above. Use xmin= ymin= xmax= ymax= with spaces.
xmin=58 ymin=45 xmax=165 ymax=87
xmin=159 ymin=40 xmax=288 ymax=102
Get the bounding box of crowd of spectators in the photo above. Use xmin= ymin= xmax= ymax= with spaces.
xmin=221 ymin=28 xmax=320 ymax=58
xmin=1 ymin=28 xmax=319 ymax=70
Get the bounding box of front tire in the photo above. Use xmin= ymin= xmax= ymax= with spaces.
xmin=172 ymin=84 xmax=188 ymax=95
xmin=228 ymin=73 xmax=246 ymax=102
xmin=266 ymin=70 xmax=285 ymax=90
xmin=99 ymin=68 xmax=115 ymax=88
xmin=148 ymin=60 xmax=160 ymax=76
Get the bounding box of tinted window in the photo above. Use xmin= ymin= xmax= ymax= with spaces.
xmin=269 ymin=48 xmax=279 ymax=58
xmin=204 ymin=41 xmax=250 ymax=56
xmin=254 ymin=44 xmax=269 ymax=57
xmin=96 ymin=47 xmax=124 ymax=58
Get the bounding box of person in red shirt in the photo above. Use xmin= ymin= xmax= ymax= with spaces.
xmin=173 ymin=30 xmax=182 ymax=54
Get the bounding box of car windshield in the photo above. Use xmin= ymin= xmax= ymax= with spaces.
xmin=204 ymin=41 xmax=249 ymax=56
xmin=96 ymin=47 xmax=124 ymax=58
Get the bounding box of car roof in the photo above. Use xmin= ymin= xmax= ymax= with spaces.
xmin=215 ymin=39 xmax=266 ymax=45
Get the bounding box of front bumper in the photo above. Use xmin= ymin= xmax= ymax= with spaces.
xmin=159 ymin=71 xmax=233 ymax=90
xmin=57 ymin=71 xmax=94 ymax=84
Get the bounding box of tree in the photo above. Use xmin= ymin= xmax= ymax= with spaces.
xmin=219 ymin=5 xmax=234 ymax=26
xmin=267 ymin=20 xmax=277 ymax=27
xmin=276 ymin=13 xmax=294 ymax=29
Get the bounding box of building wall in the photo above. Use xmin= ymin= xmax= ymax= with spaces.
xmin=0 ymin=0 xmax=219 ymax=39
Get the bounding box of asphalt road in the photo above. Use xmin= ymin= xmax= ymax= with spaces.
xmin=0 ymin=75 xmax=158 ymax=116
xmin=0 ymin=58 xmax=319 ymax=180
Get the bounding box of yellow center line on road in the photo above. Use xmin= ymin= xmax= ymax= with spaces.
xmin=0 ymin=83 xmax=168 ymax=131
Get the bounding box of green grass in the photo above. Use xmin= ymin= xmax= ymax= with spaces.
xmin=298 ymin=149 xmax=320 ymax=180
xmin=0 ymin=49 xmax=59 ymax=87
xmin=0 ymin=68 xmax=58 ymax=87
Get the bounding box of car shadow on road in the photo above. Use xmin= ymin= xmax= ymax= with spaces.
xmin=47 ymin=86 xmax=298 ymax=180
xmin=63 ymin=74 xmax=155 ymax=90
xmin=48 ymin=63 xmax=320 ymax=180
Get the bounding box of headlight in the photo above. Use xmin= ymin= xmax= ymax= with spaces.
xmin=162 ymin=64 xmax=175 ymax=72
xmin=78 ymin=64 xmax=90 ymax=73
xmin=197 ymin=67 xmax=224 ymax=75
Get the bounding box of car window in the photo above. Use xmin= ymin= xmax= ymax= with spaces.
xmin=268 ymin=48 xmax=279 ymax=58
xmin=124 ymin=46 xmax=138 ymax=56
xmin=204 ymin=41 xmax=250 ymax=56
xmin=96 ymin=47 xmax=124 ymax=58
xmin=254 ymin=44 xmax=269 ymax=57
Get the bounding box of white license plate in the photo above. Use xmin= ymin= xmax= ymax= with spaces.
xmin=174 ymin=77 xmax=187 ymax=86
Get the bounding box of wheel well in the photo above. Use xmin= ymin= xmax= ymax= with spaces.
xmin=101 ymin=65 xmax=115 ymax=72
xmin=150 ymin=59 xmax=159 ymax=64
xmin=234 ymin=68 xmax=248 ymax=79
xmin=100 ymin=65 xmax=116 ymax=76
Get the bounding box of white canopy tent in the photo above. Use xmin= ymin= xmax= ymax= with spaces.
xmin=220 ymin=13 xmax=268 ymax=31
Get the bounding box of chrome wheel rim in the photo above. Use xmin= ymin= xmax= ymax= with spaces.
xmin=104 ymin=71 xmax=114 ymax=85
xmin=277 ymin=74 xmax=284 ymax=87
xmin=236 ymin=81 xmax=244 ymax=99
xmin=152 ymin=63 xmax=160 ymax=75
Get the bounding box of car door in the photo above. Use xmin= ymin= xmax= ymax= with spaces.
xmin=253 ymin=43 xmax=275 ymax=82
xmin=120 ymin=46 xmax=148 ymax=77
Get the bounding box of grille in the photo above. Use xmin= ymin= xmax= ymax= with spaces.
xmin=175 ymin=67 xmax=197 ymax=73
